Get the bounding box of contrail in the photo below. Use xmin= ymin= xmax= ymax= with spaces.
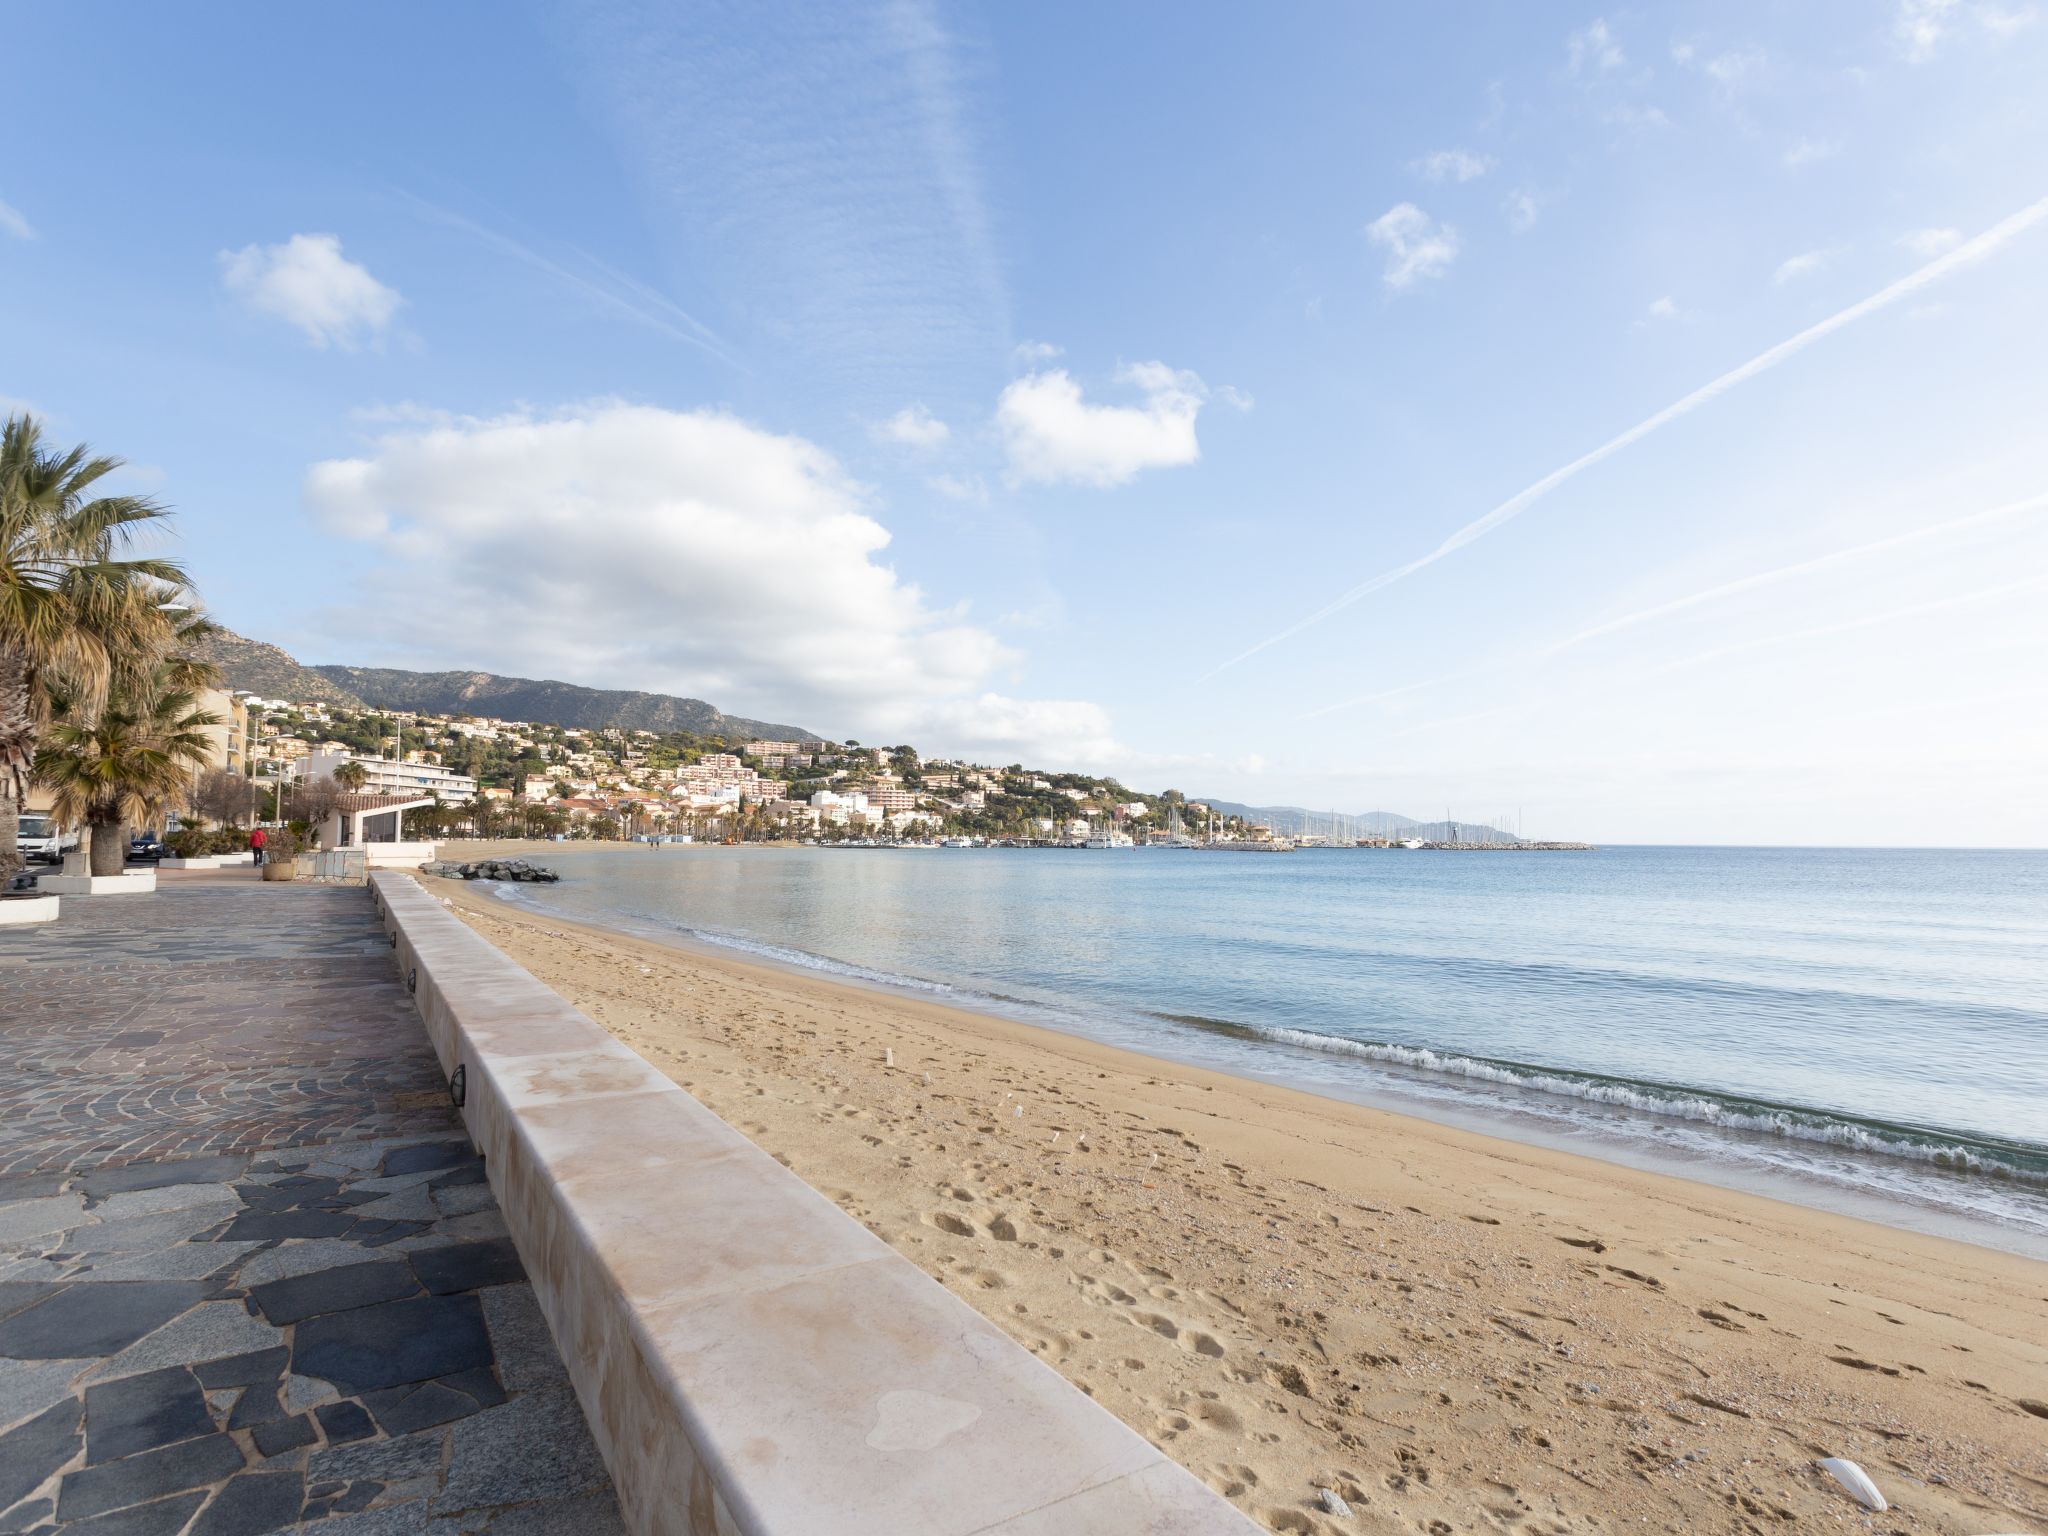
xmin=1208 ymin=192 xmax=2048 ymax=677
xmin=1547 ymin=489 xmax=2048 ymax=656
xmin=1646 ymin=571 xmax=2048 ymax=676
xmin=1295 ymin=488 xmax=2048 ymax=723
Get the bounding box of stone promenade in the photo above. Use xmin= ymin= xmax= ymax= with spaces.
xmin=0 ymin=873 xmax=624 ymax=1535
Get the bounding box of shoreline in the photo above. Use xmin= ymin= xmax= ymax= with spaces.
xmin=429 ymin=872 xmax=2048 ymax=1534
xmin=444 ymin=848 xmax=2046 ymax=1261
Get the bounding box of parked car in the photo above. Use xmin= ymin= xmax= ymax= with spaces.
xmin=128 ymin=835 xmax=166 ymax=863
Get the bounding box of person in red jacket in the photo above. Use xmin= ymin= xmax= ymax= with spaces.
xmin=250 ymin=826 xmax=267 ymax=867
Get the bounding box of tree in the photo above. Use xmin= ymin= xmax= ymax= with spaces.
xmin=36 ymin=671 xmax=220 ymax=874
xmin=0 ymin=414 xmax=187 ymax=875
xmin=186 ymin=766 xmax=252 ymax=829
xmin=285 ymin=776 xmax=344 ymax=837
xmin=332 ymin=760 xmax=370 ymax=792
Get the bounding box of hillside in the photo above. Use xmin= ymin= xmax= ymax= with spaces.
xmin=196 ymin=629 xmax=822 ymax=743
xmin=190 ymin=630 xmax=366 ymax=708
xmin=1195 ymin=799 xmax=1520 ymax=844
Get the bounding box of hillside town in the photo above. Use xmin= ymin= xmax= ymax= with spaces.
xmin=190 ymin=690 xmax=1265 ymax=847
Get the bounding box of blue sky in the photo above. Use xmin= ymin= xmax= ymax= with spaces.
xmin=7 ymin=1 xmax=2047 ymax=843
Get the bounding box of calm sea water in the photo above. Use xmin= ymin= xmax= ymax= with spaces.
xmin=487 ymin=845 xmax=2048 ymax=1255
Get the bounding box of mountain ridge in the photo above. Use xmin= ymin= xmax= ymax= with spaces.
xmin=193 ymin=629 xmax=823 ymax=743
xmin=1194 ymin=799 xmax=1520 ymax=844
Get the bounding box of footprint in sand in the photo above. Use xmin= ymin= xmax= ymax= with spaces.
xmin=1134 ymin=1311 xmax=1226 ymax=1357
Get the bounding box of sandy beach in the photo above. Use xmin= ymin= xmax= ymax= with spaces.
xmin=429 ymin=873 xmax=2048 ymax=1535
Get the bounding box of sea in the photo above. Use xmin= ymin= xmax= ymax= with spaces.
xmin=480 ymin=845 xmax=2048 ymax=1257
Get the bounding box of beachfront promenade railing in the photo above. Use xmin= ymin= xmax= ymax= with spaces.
xmin=370 ymin=871 xmax=1255 ymax=1536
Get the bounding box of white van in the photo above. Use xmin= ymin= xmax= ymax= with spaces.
xmin=17 ymin=814 xmax=79 ymax=865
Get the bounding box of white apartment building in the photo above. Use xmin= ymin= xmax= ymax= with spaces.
xmin=304 ymin=748 xmax=479 ymax=802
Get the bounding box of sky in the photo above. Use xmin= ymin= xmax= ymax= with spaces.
xmin=7 ymin=1 xmax=2048 ymax=844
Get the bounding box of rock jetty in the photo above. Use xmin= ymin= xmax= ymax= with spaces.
xmin=426 ymin=858 xmax=560 ymax=883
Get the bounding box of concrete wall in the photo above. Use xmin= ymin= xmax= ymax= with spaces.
xmin=370 ymin=871 xmax=1253 ymax=1536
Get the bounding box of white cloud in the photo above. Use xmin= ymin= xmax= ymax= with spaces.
xmin=996 ymin=362 xmax=1219 ymax=488
xmin=1772 ymin=249 xmax=1831 ymax=284
xmin=1412 ymin=149 xmax=1492 ymax=183
xmin=1366 ymin=203 xmax=1460 ymax=289
xmin=0 ymin=197 xmax=35 ymax=241
xmin=927 ymin=472 xmax=988 ymax=504
xmin=1646 ymin=295 xmax=1680 ymax=320
xmin=1891 ymin=0 xmax=2030 ymax=56
xmin=1899 ymin=226 xmax=1963 ymax=256
xmin=1569 ymin=18 xmax=1626 ymax=71
xmin=873 ymin=403 xmax=950 ymax=450
xmin=306 ymin=402 xmax=998 ymax=709
xmin=1895 ymin=0 xmax=1961 ymax=58
xmin=306 ymin=401 xmax=1119 ymax=763
xmin=916 ymin=694 xmax=1122 ymax=765
xmin=1505 ymin=189 xmax=1541 ymax=233
xmin=1781 ymin=138 xmax=1839 ymax=168
xmin=1013 ymin=340 xmax=1063 ymax=365
xmin=1701 ymin=48 xmax=1769 ymax=87
xmin=1977 ymin=4 xmax=2038 ymax=37
xmin=219 ymin=233 xmax=401 ymax=349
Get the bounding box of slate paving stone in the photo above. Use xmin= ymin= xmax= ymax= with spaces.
xmin=186 ymin=1469 xmax=303 ymax=1536
xmin=332 ymin=1479 xmax=381 ymax=1512
xmin=216 ymin=1210 xmax=356 ymax=1243
xmin=312 ymin=1401 xmax=374 ymax=1444
xmin=436 ymin=1386 xmax=610 ymax=1515
xmin=409 ymin=1238 xmax=524 ymax=1296
xmin=80 ymin=1157 xmax=249 ymax=1201
xmin=67 ymin=1243 xmax=259 ymax=1285
xmin=192 ymin=1347 xmax=288 ymax=1391
xmin=2 ymin=884 xmax=621 ymax=1530
xmin=294 ymin=1294 xmax=490 ymax=1394
xmin=92 ymin=1187 xmax=241 ymax=1223
xmin=225 ymin=1384 xmax=284 ymax=1432
xmin=85 ymin=1302 xmax=283 ymax=1381
xmin=306 ymin=1424 xmax=444 ymax=1488
xmin=58 ymin=1489 xmax=208 ymax=1535
xmin=303 ymin=1504 xmax=437 ymax=1536
xmin=248 ymin=1261 xmax=418 ymax=1326
xmin=478 ymin=1288 xmax=565 ymax=1393
xmin=237 ymin=1239 xmax=367 ymax=1288
xmin=0 ymin=1286 xmax=54 ymax=1326
xmin=359 ymin=1363 xmax=506 ymax=1438
xmin=379 ymin=1143 xmax=471 ymax=1178
xmin=83 ymin=1366 xmax=214 ymax=1464
xmin=355 ymin=1223 xmax=428 ymax=1250
xmin=431 ymin=1184 xmax=497 ymax=1219
xmin=248 ymin=1413 xmax=315 ymax=1459
xmin=0 ymin=1283 xmax=208 ymax=1360
xmin=0 ymin=1356 xmax=91 ymax=1435
xmin=478 ymin=1489 xmax=630 ymax=1536
xmin=0 ymin=1195 xmax=88 ymax=1249
xmin=0 ymin=1396 xmax=81 ymax=1510
xmin=56 ymin=1431 xmax=245 ymax=1521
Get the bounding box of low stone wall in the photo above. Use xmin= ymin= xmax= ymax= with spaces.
xmin=0 ymin=893 xmax=59 ymax=925
xmin=370 ymin=871 xmax=1252 ymax=1536
xmin=38 ymin=870 xmax=156 ymax=895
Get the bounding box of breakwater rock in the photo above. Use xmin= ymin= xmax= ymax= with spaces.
xmin=426 ymin=859 xmax=560 ymax=883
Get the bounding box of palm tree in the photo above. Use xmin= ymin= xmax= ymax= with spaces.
xmin=36 ymin=671 xmax=220 ymax=875
xmin=332 ymin=760 xmax=370 ymax=792
xmin=1 ymin=414 xmax=187 ymax=875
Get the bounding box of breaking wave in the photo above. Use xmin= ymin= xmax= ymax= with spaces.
xmin=1160 ymin=1013 xmax=2048 ymax=1185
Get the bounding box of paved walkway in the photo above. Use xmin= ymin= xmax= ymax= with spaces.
xmin=0 ymin=873 xmax=624 ymax=1535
